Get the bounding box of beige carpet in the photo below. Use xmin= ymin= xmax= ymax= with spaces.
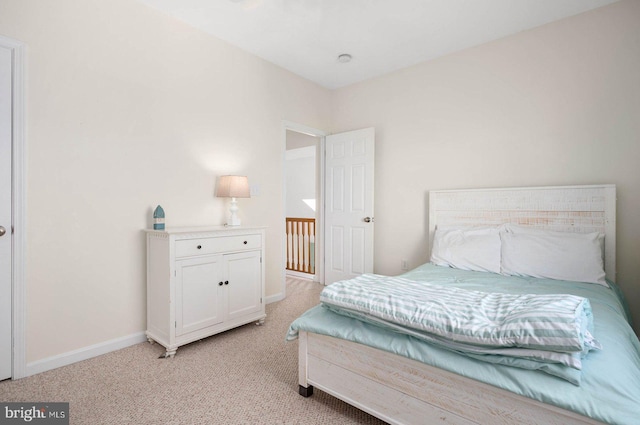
xmin=0 ymin=278 xmax=386 ymax=424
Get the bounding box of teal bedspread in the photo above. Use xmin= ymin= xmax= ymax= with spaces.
xmin=287 ymin=264 xmax=640 ymax=425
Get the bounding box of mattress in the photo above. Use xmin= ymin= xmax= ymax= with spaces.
xmin=287 ymin=264 xmax=640 ymax=425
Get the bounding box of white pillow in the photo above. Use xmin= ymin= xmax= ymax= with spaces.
xmin=500 ymin=225 xmax=607 ymax=286
xmin=431 ymin=226 xmax=501 ymax=274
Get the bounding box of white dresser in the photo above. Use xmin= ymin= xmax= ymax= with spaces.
xmin=145 ymin=226 xmax=266 ymax=357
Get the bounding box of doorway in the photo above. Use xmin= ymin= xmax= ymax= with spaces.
xmin=285 ymin=129 xmax=321 ymax=281
xmin=280 ymin=123 xmax=375 ymax=300
xmin=281 ymin=121 xmax=326 ymax=300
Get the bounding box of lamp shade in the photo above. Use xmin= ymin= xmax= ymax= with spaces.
xmin=217 ymin=175 xmax=250 ymax=198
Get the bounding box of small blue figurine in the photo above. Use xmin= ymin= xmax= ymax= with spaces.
xmin=153 ymin=205 xmax=165 ymax=230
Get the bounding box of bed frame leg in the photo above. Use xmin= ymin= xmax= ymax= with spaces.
xmin=298 ymin=385 xmax=314 ymax=397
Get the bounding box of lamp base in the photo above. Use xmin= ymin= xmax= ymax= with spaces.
xmin=227 ymin=197 xmax=241 ymax=226
xmin=227 ymin=217 xmax=241 ymax=226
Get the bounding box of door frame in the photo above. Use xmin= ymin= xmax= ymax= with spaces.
xmin=0 ymin=35 xmax=26 ymax=379
xmin=281 ymin=121 xmax=327 ymax=299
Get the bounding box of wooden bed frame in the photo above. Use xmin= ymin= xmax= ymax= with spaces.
xmin=298 ymin=184 xmax=616 ymax=425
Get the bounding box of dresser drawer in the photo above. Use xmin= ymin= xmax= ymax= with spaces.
xmin=175 ymin=234 xmax=261 ymax=258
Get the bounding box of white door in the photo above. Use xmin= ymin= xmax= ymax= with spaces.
xmin=324 ymin=128 xmax=375 ymax=285
xmin=0 ymin=45 xmax=12 ymax=380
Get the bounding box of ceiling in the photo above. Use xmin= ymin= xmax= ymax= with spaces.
xmin=137 ymin=0 xmax=619 ymax=89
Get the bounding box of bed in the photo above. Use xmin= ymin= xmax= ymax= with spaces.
xmin=288 ymin=185 xmax=640 ymax=425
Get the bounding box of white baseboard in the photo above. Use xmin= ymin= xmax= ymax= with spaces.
xmin=286 ymin=270 xmax=316 ymax=281
xmin=25 ymin=332 xmax=147 ymax=377
xmin=266 ymin=292 xmax=285 ymax=304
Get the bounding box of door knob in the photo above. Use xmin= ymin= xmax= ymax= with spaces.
xmin=363 ymin=217 xmax=374 ymax=223
xmin=0 ymin=226 xmax=6 ymax=237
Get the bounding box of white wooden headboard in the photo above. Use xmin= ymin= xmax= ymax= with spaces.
xmin=428 ymin=185 xmax=616 ymax=281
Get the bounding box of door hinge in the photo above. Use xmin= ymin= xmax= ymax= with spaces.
xmin=174 ymin=321 xmax=177 ymax=328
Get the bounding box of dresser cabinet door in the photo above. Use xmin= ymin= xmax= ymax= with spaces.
xmin=224 ymin=251 xmax=262 ymax=321
xmin=175 ymin=255 xmax=225 ymax=337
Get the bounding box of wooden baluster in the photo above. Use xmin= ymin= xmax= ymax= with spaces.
xmin=302 ymin=222 xmax=309 ymax=273
xmin=293 ymin=220 xmax=298 ymax=271
xmin=287 ymin=220 xmax=292 ymax=270
xmin=309 ymin=221 xmax=315 ymax=274
xmin=297 ymin=221 xmax=303 ymax=272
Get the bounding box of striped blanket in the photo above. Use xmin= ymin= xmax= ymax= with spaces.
xmin=319 ymin=274 xmax=601 ymax=372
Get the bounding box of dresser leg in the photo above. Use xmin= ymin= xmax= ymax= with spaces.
xmin=256 ymin=317 xmax=266 ymax=326
xmin=159 ymin=348 xmax=177 ymax=359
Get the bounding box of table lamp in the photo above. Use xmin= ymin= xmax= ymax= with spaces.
xmin=217 ymin=175 xmax=250 ymax=226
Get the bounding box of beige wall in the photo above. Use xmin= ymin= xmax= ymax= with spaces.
xmin=0 ymin=0 xmax=331 ymax=364
xmin=330 ymin=0 xmax=640 ymax=327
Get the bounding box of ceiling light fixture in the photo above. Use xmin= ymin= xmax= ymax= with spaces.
xmin=337 ymin=54 xmax=352 ymax=63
